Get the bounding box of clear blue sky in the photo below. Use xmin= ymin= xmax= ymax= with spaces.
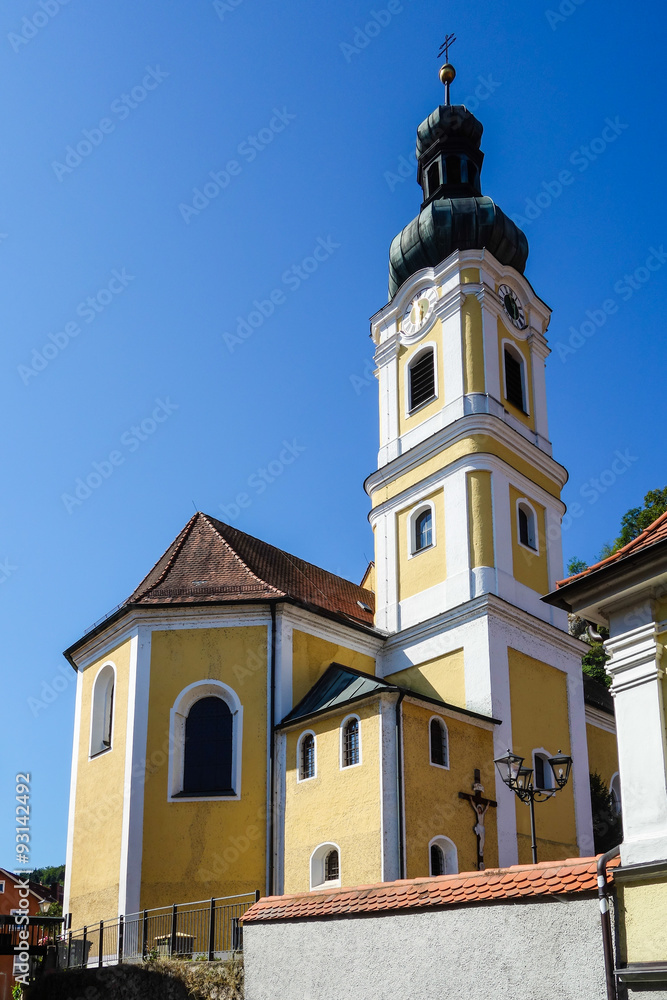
xmin=0 ymin=0 xmax=664 ymax=870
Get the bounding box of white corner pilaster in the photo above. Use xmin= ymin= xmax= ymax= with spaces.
xmin=443 ymin=469 xmax=471 ymax=607
xmin=63 ymin=666 xmax=83 ymax=918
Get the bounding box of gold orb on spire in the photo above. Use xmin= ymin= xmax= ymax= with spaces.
xmin=439 ymin=63 xmax=456 ymax=85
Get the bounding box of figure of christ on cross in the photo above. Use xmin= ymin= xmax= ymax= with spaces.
xmin=459 ymin=769 xmax=497 ymax=870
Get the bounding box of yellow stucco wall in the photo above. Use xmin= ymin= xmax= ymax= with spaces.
xmin=509 ymin=485 xmax=549 ymax=594
xmin=140 ymin=626 xmax=268 ymax=908
xmin=462 ymin=293 xmax=485 ymax=394
xmin=468 ymin=470 xmax=494 ymax=568
xmin=370 ymin=434 xmax=563 ymax=509
xmin=402 ymin=699 xmax=498 ymax=877
xmin=386 ymin=649 xmax=465 ymax=710
xmin=283 ymin=701 xmax=383 ymax=893
xmin=618 ymin=877 xmax=667 ymax=963
xmin=397 ymin=319 xmax=444 ymax=436
xmin=497 ymin=318 xmax=535 ymax=430
xmin=586 ymin=721 xmax=618 ymax=789
xmin=68 ymin=639 xmax=132 ymax=927
xmin=460 ymin=268 xmax=480 ymax=285
xmin=508 ymin=649 xmax=578 ymax=862
xmin=291 ymin=631 xmax=376 ymax=708
xmin=396 ymin=489 xmax=444 ymax=602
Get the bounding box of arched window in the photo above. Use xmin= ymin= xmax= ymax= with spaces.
xmin=169 ymin=680 xmax=243 ymax=801
xmin=429 ymin=717 xmax=449 ymax=768
xmin=409 ymin=349 xmax=436 ymax=411
xmin=503 ymin=344 xmax=526 ymax=413
xmin=429 ymin=836 xmax=458 ymax=876
xmin=415 ymin=509 xmax=432 ymax=551
xmin=324 ymin=849 xmax=339 ymax=881
xmin=299 ymin=732 xmax=316 ymax=781
xmin=518 ymin=500 xmax=538 ymax=551
xmin=610 ymin=773 xmax=622 ymax=816
xmin=310 ymin=842 xmax=341 ymax=889
xmin=426 ymin=160 xmax=441 ymax=197
xmin=183 ymin=697 xmax=233 ymax=795
xmin=534 ymin=752 xmax=554 ymax=791
xmin=90 ymin=663 xmax=115 ymax=757
xmin=341 ymin=716 xmax=360 ymax=768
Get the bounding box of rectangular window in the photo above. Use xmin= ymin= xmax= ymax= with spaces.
xmin=504 ymin=349 xmax=525 ymax=412
xmin=426 ymin=161 xmax=441 ymax=197
xmin=0 ymin=881 xmax=4 ymax=893
xmin=409 ymin=351 xmax=435 ymax=410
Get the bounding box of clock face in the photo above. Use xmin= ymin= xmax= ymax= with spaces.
xmin=402 ymin=286 xmax=438 ymax=336
xmin=498 ymin=284 xmax=527 ymax=330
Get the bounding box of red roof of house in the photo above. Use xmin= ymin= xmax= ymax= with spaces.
xmin=557 ymin=509 xmax=667 ymax=589
xmin=124 ymin=512 xmax=375 ymax=628
xmin=241 ymin=855 xmax=619 ymax=923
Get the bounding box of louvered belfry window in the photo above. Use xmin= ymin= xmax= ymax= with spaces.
xmin=430 ymin=718 xmax=448 ymax=767
xmin=504 ymin=348 xmax=525 ymax=412
xmin=430 ymin=844 xmax=446 ymax=877
xmin=342 ymin=718 xmax=360 ymax=767
xmin=183 ymin=697 xmax=233 ymax=795
xmin=409 ymin=350 xmax=435 ymax=410
xmin=324 ymin=849 xmax=339 ymax=881
xmin=300 ymin=733 xmax=315 ymax=780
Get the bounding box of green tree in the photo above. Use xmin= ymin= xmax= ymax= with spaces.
xmin=614 ymin=486 xmax=667 ymax=551
xmin=28 ymin=864 xmax=65 ymax=887
xmin=590 ymin=771 xmax=622 ymax=854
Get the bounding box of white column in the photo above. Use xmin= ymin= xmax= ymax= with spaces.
xmin=376 ymin=510 xmax=399 ymax=633
xmin=440 ymin=299 xmax=465 ymax=405
xmin=379 ymin=695 xmax=400 ymax=882
xmin=63 ymin=666 xmax=83 ymax=918
xmin=607 ymin=623 xmax=667 ymax=865
xmin=119 ymin=626 xmax=152 ymax=916
xmin=486 ymin=618 xmax=519 ymax=868
xmin=274 ymin=611 xmax=293 ymax=722
xmin=566 ymin=667 xmax=595 ymax=857
xmin=377 ymin=339 xmax=399 ymax=467
xmin=480 ymin=294 xmax=501 ymax=403
xmin=528 ymin=333 xmax=550 ymax=451
xmin=443 ymin=469 xmax=471 ymax=608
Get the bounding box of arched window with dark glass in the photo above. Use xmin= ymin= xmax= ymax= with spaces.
xmin=430 ymin=718 xmax=449 ymax=768
xmin=409 ymin=349 xmax=435 ymax=411
xmin=426 ymin=160 xmax=441 ymax=197
xmin=504 ymin=346 xmax=526 ymax=412
xmin=183 ymin=697 xmax=234 ymax=795
xmin=324 ymin=849 xmax=339 ymax=881
xmin=90 ymin=663 xmax=115 ymax=757
xmin=534 ymin=753 xmax=553 ymax=791
xmin=518 ymin=502 xmax=537 ymax=551
xmin=415 ymin=508 xmax=433 ymax=552
xmin=299 ymin=733 xmax=315 ymax=780
xmin=342 ymin=717 xmax=360 ymax=768
xmin=430 ymin=844 xmax=445 ymax=876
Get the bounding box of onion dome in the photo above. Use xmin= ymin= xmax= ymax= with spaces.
xmin=388 ymin=95 xmax=528 ymax=298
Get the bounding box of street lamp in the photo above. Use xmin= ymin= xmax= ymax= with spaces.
xmin=494 ymin=748 xmax=573 ymax=864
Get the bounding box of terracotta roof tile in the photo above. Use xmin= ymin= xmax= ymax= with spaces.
xmin=242 ymin=856 xmax=620 ymax=924
xmin=557 ymin=508 xmax=667 ymax=588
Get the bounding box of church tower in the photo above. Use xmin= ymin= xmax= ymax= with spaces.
xmin=366 ymin=64 xmax=594 ymax=865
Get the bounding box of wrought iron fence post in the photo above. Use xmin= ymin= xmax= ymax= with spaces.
xmin=208 ymin=898 xmax=215 ymax=961
xmin=99 ymin=920 xmax=103 ymax=968
xmin=118 ymin=914 xmax=124 ymax=964
xmin=82 ymin=926 xmax=87 ymax=969
xmin=142 ymin=909 xmax=148 ymax=959
xmin=67 ymin=930 xmax=72 ymax=969
xmin=170 ymin=904 xmax=177 ymax=957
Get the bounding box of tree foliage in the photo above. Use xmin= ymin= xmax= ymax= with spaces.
xmin=614 ymin=486 xmax=667 ymax=551
xmin=28 ymin=864 xmax=65 ymax=887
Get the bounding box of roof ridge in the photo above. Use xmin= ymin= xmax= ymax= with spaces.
xmin=200 ymin=513 xmax=285 ymax=596
xmin=558 ymin=507 xmax=667 ymax=588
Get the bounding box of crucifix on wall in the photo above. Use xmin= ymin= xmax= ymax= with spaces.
xmin=459 ymin=769 xmax=497 ymax=870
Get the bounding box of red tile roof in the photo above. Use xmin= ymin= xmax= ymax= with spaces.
xmin=557 ymin=508 xmax=667 ymax=588
xmin=125 ymin=512 xmax=375 ymax=628
xmin=242 ymin=855 xmax=619 ymax=923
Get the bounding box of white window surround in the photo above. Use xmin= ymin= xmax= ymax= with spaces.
xmin=516 ymin=497 xmax=539 ymax=555
xmin=297 ymin=730 xmax=317 ymax=783
xmin=339 ymin=714 xmax=362 ymax=770
xmin=168 ymin=679 xmax=243 ymax=802
xmin=428 ymin=835 xmax=458 ymax=875
xmin=501 ymin=338 xmax=530 ymax=415
xmin=532 ymin=748 xmax=555 ymax=791
xmin=0 ymin=881 xmax=4 ymax=893
xmin=408 ymin=500 xmax=437 ymax=558
xmin=89 ymin=661 xmax=116 ymax=759
xmin=429 ymin=715 xmax=450 ymax=770
xmin=405 ymin=342 xmax=439 ymax=418
xmin=310 ymin=841 xmax=341 ymax=890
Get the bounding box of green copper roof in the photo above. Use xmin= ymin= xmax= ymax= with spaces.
xmin=388 ymin=103 xmax=528 ymax=297
xmin=281 ymin=664 xmax=395 ymax=724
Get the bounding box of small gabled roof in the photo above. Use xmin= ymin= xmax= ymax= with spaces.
xmin=67 ymin=513 xmax=377 ymax=658
xmin=281 ymin=664 xmax=397 ymax=725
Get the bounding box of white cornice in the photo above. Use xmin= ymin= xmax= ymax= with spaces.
xmin=585 ymin=704 xmax=616 ymax=735
xmin=364 ymin=411 xmax=568 ymax=498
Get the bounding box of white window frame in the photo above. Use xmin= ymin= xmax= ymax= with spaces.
xmin=429 ymin=715 xmax=449 ymax=770
xmin=89 ymin=661 xmax=116 ymax=759
xmin=339 ymin=714 xmax=362 ymax=770
xmin=610 ymin=772 xmax=622 ymax=816
xmin=405 ymin=342 xmax=438 ymax=417
xmin=532 ymin=748 xmax=555 ymax=791
xmin=310 ymin=841 xmax=341 ymax=890
xmin=0 ymin=881 xmax=4 ymax=893
xmin=501 ymin=338 xmax=529 ymax=415
xmin=516 ymin=497 xmax=539 ymax=554
xmin=428 ymin=835 xmax=458 ymax=875
xmin=168 ymin=679 xmax=243 ymax=802
xmin=297 ymin=729 xmax=317 ymax=783
xmin=408 ymin=500 xmax=436 ymax=558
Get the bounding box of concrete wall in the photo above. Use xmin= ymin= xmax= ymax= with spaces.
xmin=244 ymin=896 xmax=610 ymax=1000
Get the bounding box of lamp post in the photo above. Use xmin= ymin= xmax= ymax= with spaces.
xmin=494 ymin=749 xmax=573 ymax=864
